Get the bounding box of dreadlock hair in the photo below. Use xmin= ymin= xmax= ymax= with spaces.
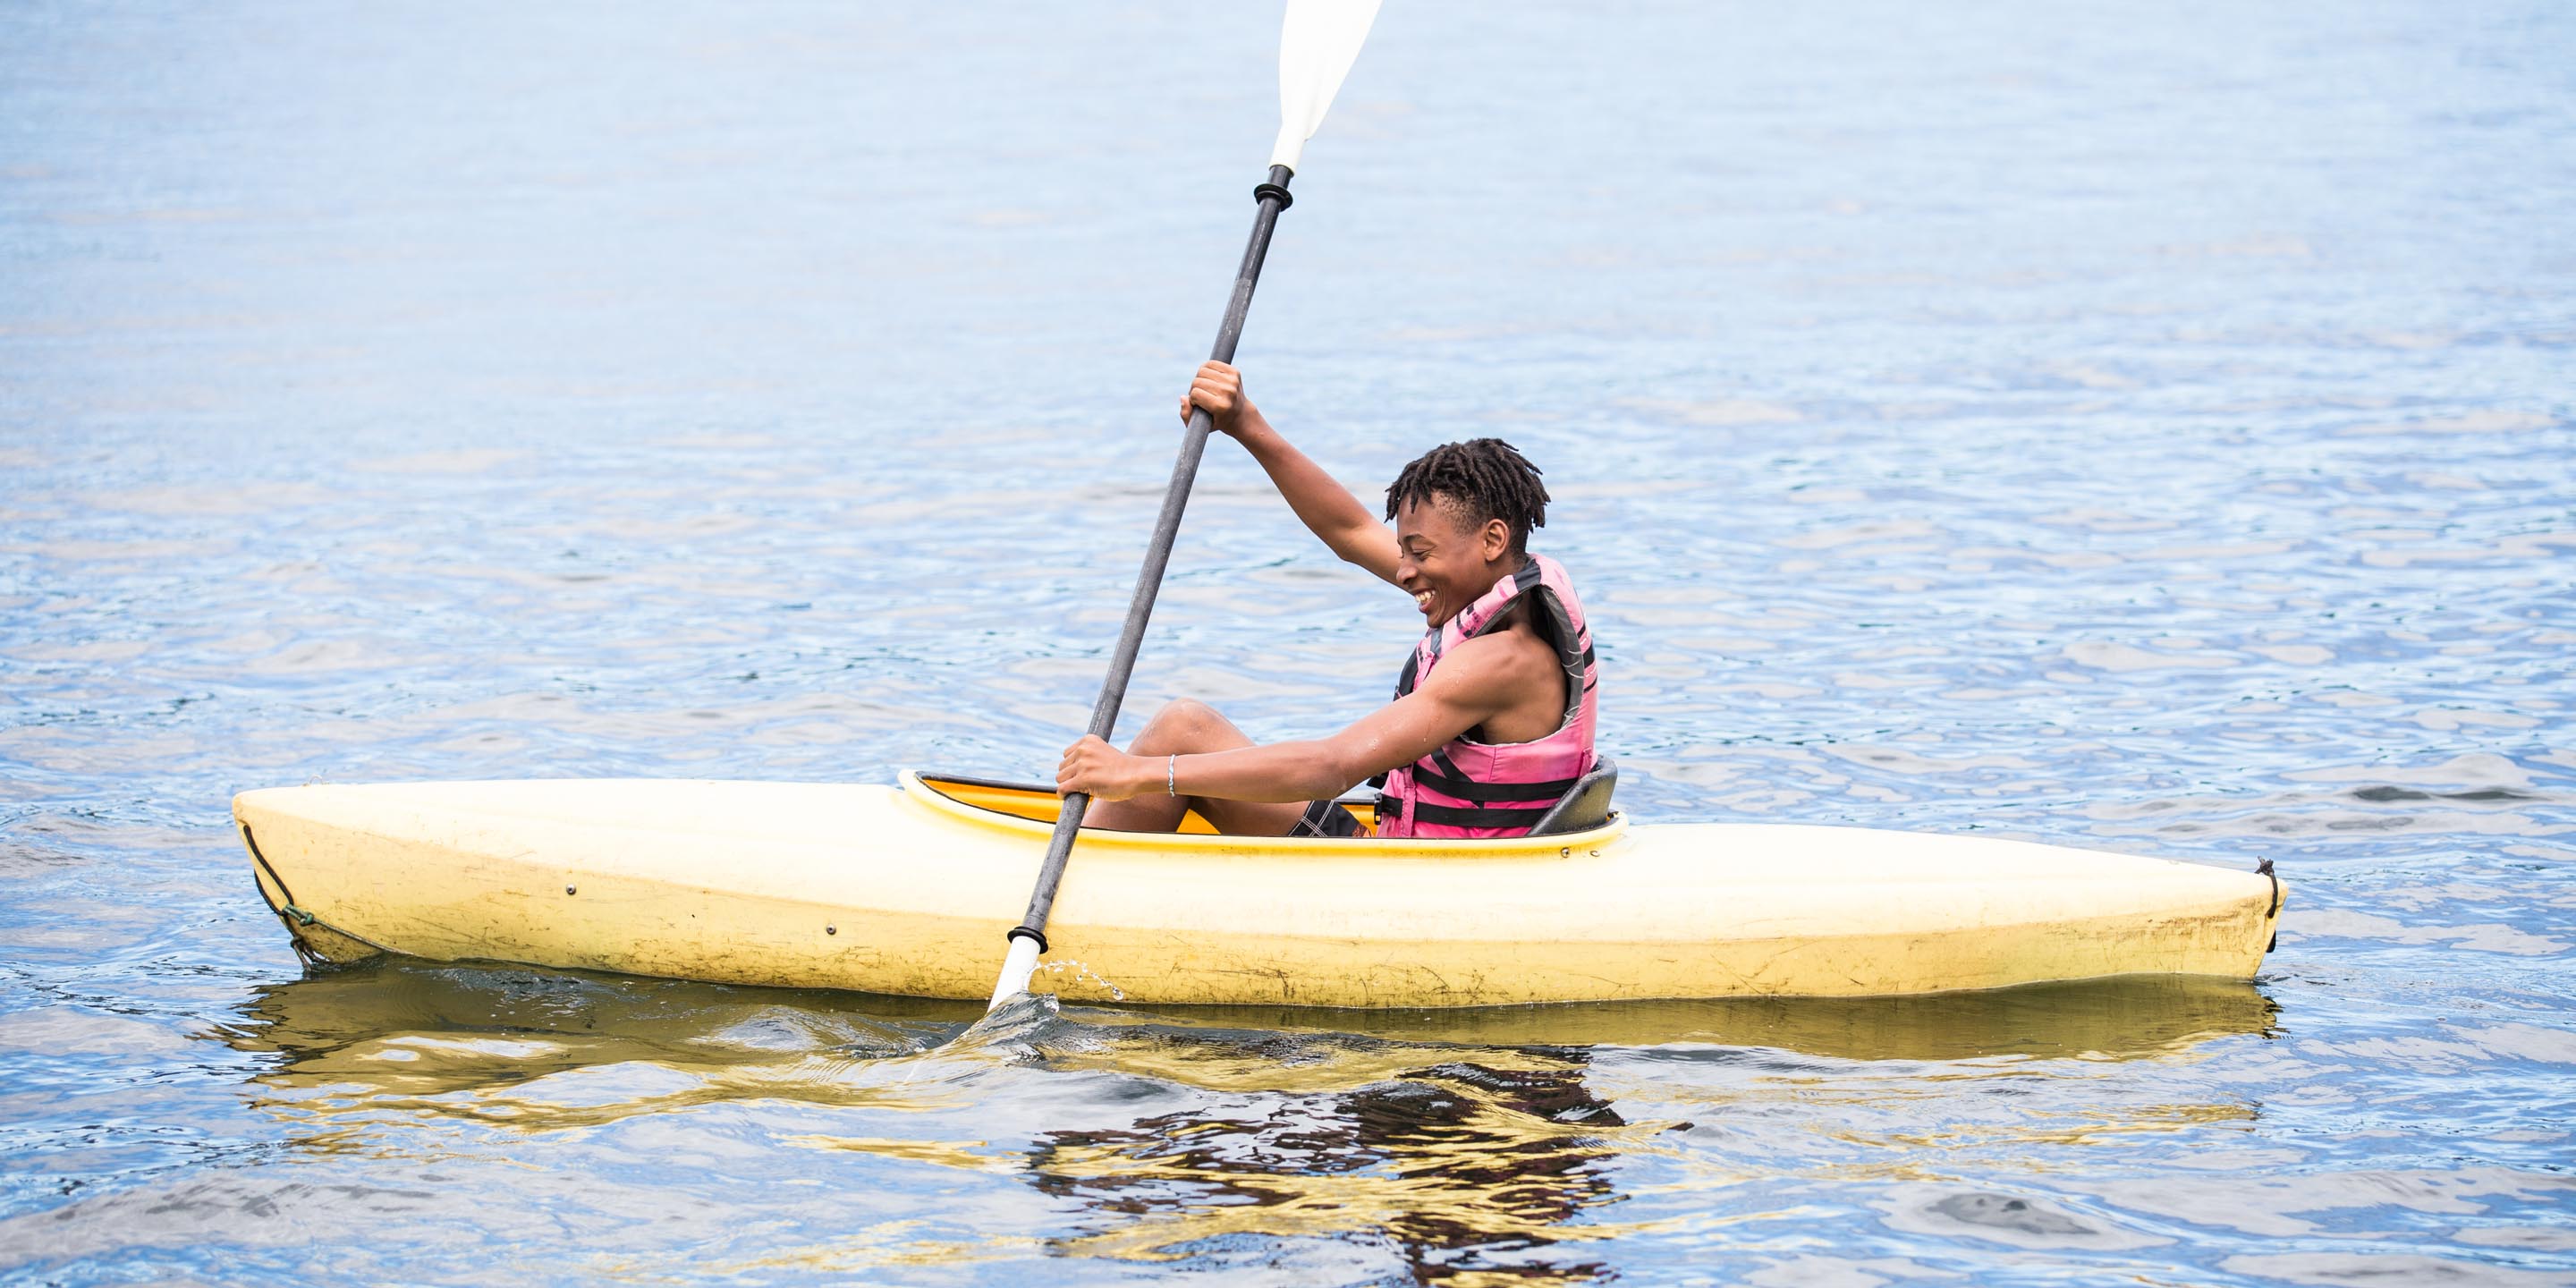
xmin=1383 ymin=438 xmax=1551 ymax=557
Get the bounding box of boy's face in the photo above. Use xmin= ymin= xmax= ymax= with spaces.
xmin=1394 ymin=494 xmax=1510 ymax=628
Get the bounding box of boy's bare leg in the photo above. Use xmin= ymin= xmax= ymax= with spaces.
xmin=1083 ymin=699 xmax=1314 ymax=836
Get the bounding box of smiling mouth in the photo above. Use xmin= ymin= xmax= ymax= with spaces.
xmin=1412 ymin=589 xmax=1434 ymax=611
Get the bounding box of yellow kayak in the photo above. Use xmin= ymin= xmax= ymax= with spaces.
xmin=232 ymin=771 xmax=2281 ymax=1008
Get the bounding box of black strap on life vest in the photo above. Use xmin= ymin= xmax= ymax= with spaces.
xmin=1407 ymin=749 xmax=1583 ymax=803
xmin=1405 ymin=800 xmax=1557 ymax=829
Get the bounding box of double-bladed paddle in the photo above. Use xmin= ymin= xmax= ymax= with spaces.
xmin=989 ymin=0 xmax=1383 ymax=1010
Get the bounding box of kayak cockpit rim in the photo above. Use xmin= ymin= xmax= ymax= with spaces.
xmin=902 ymin=769 xmax=1628 ymax=853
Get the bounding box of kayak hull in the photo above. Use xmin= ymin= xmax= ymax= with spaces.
xmin=233 ymin=772 xmax=2281 ymax=1007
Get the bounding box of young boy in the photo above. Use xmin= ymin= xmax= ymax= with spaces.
xmin=1054 ymin=360 xmax=1599 ymax=839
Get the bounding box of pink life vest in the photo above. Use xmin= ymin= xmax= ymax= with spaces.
xmin=1376 ymin=553 xmax=1599 ymax=839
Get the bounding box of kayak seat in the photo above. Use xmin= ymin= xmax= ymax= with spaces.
xmin=1528 ymin=756 xmax=1618 ymax=836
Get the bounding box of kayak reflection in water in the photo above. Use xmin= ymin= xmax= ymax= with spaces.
xmin=1056 ymin=360 xmax=1601 ymax=840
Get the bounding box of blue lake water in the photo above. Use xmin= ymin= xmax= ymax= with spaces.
xmin=4 ymin=1 xmax=2572 ymax=1283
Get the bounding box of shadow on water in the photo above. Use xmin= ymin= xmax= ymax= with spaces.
xmin=199 ymin=962 xmax=2281 ymax=1279
xmin=215 ymin=960 xmax=2276 ymax=1096
xmin=1116 ymin=974 xmax=2280 ymax=1064
xmin=216 ymin=959 xmax=975 ymax=1070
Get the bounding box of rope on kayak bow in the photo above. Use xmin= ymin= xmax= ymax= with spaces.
xmin=2257 ymin=857 xmax=2280 ymax=954
xmin=240 ymin=823 xmax=325 ymax=965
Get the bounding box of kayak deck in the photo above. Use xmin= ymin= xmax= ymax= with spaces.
xmin=919 ymin=772 xmax=1383 ymax=833
xmin=232 ymin=771 xmax=2281 ymax=1007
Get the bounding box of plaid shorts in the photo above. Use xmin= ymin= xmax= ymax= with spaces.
xmin=1290 ymin=798 xmax=1369 ymax=838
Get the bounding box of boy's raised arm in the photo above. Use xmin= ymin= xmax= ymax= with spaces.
xmin=1185 ymin=360 xmax=1402 ymax=585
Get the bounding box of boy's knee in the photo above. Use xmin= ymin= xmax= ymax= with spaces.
xmin=1136 ymin=698 xmax=1224 ymax=750
xmin=1162 ymin=697 xmax=1219 ymax=726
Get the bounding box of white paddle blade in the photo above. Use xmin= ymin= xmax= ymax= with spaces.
xmin=1270 ymin=0 xmax=1383 ymax=174
xmin=987 ymin=934 xmax=1043 ymax=1011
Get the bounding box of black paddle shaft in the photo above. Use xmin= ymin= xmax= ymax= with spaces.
xmin=1009 ymin=165 xmax=1297 ymax=953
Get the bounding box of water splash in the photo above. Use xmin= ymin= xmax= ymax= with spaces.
xmin=1036 ymin=959 xmax=1129 ymax=1004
